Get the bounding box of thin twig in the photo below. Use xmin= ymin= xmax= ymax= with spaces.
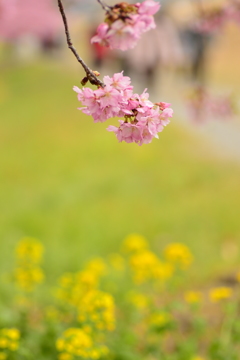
xmin=97 ymin=0 xmax=111 ymax=11
xmin=57 ymin=0 xmax=104 ymax=87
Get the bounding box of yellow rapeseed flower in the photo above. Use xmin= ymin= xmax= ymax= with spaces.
xmin=16 ymin=237 xmax=44 ymax=264
xmin=0 ymin=339 xmax=8 ymax=349
xmin=56 ymin=328 xmax=92 ymax=357
xmin=76 ymin=270 xmax=99 ymax=289
xmin=130 ymin=250 xmax=164 ymax=284
xmin=184 ymin=291 xmax=202 ymax=304
xmin=56 ymin=273 xmax=80 ymax=306
xmin=153 ymin=262 xmax=174 ymax=281
xmin=78 ymin=290 xmax=115 ymax=331
xmin=56 ymin=328 xmax=108 ymax=359
xmin=8 ymin=342 xmax=18 ymax=351
xmin=58 ymin=353 xmax=72 ymax=360
xmin=57 ymin=265 xmax=103 ymax=307
xmin=13 ymin=238 xmax=44 ymax=292
xmin=82 ymin=325 xmax=92 ymax=334
xmin=191 ymin=357 xmax=206 ymax=360
xmin=0 ymin=352 xmax=6 ymax=360
xmin=14 ymin=266 xmax=44 ymax=291
xmin=0 ymin=329 xmax=20 ymax=352
xmin=122 ymin=234 xmax=148 ymax=253
xmin=56 ymin=339 xmax=65 ymax=352
xmin=4 ymin=329 xmax=20 ymax=341
xmin=164 ymin=243 xmax=193 ymax=268
xmin=31 ymin=267 xmax=44 ymax=282
xmin=89 ymin=349 xmax=101 ymax=359
xmin=209 ymin=287 xmax=232 ymax=302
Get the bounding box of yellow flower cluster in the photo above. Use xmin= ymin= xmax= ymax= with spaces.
xmin=57 ymin=258 xmax=108 ymax=307
xmin=122 ymin=234 xmax=148 ymax=253
xmin=78 ymin=290 xmax=115 ymax=331
xmin=16 ymin=237 xmax=43 ymax=263
xmin=56 ymin=328 xmax=108 ymax=360
xmin=123 ymin=234 xmax=174 ymax=284
xmin=164 ymin=243 xmax=193 ymax=269
xmin=0 ymin=328 xmax=20 ymax=359
xmin=56 ymin=258 xmax=115 ymax=357
xmin=130 ymin=250 xmax=173 ymax=284
xmin=209 ymin=287 xmax=232 ymax=303
xmin=14 ymin=237 xmax=44 ymax=291
xmin=14 ymin=267 xmax=44 ymax=292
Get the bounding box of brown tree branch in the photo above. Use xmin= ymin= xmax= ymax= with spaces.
xmin=97 ymin=0 xmax=111 ymax=11
xmin=57 ymin=0 xmax=105 ymax=87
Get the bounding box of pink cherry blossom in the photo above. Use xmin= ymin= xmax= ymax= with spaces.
xmin=136 ymin=89 xmax=154 ymax=108
xmin=94 ymin=85 xmax=123 ymax=108
xmin=90 ymin=23 xmax=110 ymax=46
xmin=107 ymin=20 xmax=138 ymax=51
xmin=91 ymin=0 xmax=161 ymax=51
xmin=156 ymin=102 xmax=171 ymax=110
xmin=108 ymin=121 xmax=143 ymax=144
xmin=103 ymin=71 xmax=132 ymax=91
xmin=135 ymin=14 xmax=156 ymax=31
xmin=73 ymin=72 xmax=173 ymax=145
xmin=139 ymin=126 xmax=155 ymax=145
xmin=138 ymin=0 xmax=161 ymax=15
xmin=160 ymin=107 xmax=173 ymax=120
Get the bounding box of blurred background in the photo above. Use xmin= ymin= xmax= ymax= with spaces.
xmin=1 ymin=0 xmax=240 ymax=284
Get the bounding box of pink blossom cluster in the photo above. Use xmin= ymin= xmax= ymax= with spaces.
xmin=91 ymin=0 xmax=160 ymax=51
xmin=195 ymin=0 xmax=240 ymax=33
xmin=73 ymin=72 xmax=172 ymax=145
xmin=187 ymin=86 xmax=236 ymax=123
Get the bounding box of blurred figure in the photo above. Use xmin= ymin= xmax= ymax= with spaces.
xmin=120 ymin=9 xmax=184 ymax=90
xmin=180 ymin=27 xmax=210 ymax=83
xmin=167 ymin=0 xmax=211 ymax=84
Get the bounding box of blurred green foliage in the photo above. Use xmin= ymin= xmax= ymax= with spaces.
xmin=0 ymin=60 xmax=240 ymax=282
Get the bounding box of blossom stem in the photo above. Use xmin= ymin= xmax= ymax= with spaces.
xmin=57 ymin=0 xmax=104 ymax=87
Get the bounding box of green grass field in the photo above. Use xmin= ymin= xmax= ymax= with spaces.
xmin=1 ymin=59 xmax=240 ymax=283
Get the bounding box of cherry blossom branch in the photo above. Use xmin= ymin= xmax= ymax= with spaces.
xmin=57 ymin=0 xmax=104 ymax=87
